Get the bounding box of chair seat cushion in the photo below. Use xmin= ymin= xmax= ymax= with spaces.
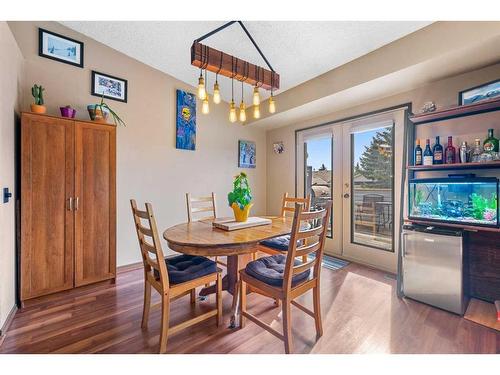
xmin=245 ymin=254 xmax=310 ymax=287
xmin=154 ymin=254 xmax=217 ymax=284
xmin=260 ymin=235 xmax=291 ymax=251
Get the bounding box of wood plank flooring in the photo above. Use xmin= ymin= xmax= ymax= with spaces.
xmin=1 ymin=262 xmax=498 ymax=354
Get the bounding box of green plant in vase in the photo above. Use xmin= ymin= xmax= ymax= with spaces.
xmin=87 ymin=95 xmax=126 ymax=126
xmin=228 ymin=172 xmax=253 ymax=222
xmin=30 ymin=84 xmax=46 ymax=114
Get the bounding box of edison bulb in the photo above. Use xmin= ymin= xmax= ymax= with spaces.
xmin=229 ymin=101 xmax=237 ymax=123
xmin=197 ymin=76 xmax=206 ymax=100
xmin=269 ymin=95 xmax=276 ymax=114
xmin=213 ymin=82 xmax=221 ymax=104
xmin=253 ymin=105 xmax=260 ymax=119
xmin=252 ymin=86 xmax=260 ymax=106
xmin=239 ymin=101 xmax=247 ymax=122
xmin=202 ymin=97 xmax=210 ymax=114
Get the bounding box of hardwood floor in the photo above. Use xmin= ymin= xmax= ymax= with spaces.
xmin=1 ymin=262 xmax=498 ymax=354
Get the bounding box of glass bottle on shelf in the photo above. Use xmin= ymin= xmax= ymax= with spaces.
xmin=445 ymin=136 xmax=456 ymax=164
xmin=471 ymin=139 xmax=482 ymax=163
xmin=414 ymin=139 xmax=423 ymax=165
xmin=432 ymin=136 xmax=443 ymax=164
xmin=459 ymin=141 xmax=470 ymax=163
xmin=423 ymin=139 xmax=433 ymax=166
xmin=483 ymin=128 xmax=499 ymax=153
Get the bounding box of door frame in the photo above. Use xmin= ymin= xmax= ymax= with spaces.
xmin=294 ymin=103 xmax=412 ymax=273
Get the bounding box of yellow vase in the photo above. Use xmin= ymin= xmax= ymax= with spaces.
xmin=231 ymin=203 xmax=253 ymax=222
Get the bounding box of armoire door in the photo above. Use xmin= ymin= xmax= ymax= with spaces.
xmin=74 ymin=121 xmax=116 ymax=286
xmin=21 ymin=114 xmax=74 ymax=300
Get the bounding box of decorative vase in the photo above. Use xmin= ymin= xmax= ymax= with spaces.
xmin=60 ymin=106 xmax=76 ymax=118
xmin=30 ymin=104 xmax=46 ymax=114
xmin=231 ymin=202 xmax=253 ymax=222
xmin=87 ymin=105 xmax=109 ymax=123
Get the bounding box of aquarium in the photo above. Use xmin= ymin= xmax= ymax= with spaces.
xmin=409 ymin=177 xmax=499 ymax=227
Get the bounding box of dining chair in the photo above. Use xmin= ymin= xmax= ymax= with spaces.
xmin=259 ymin=192 xmax=311 ymax=262
xmin=130 ymin=199 xmax=222 ymax=354
xmin=239 ymin=200 xmax=332 ymax=354
xmin=186 ymin=192 xmax=227 ymax=267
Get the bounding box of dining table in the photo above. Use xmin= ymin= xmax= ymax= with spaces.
xmin=163 ymin=215 xmax=293 ymax=327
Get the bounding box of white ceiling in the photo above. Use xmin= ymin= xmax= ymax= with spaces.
xmin=61 ymin=21 xmax=432 ymax=102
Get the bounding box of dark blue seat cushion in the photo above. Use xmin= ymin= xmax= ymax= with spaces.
xmin=154 ymin=254 xmax=217 ymax=284
xmin=260 ymin=235 xmax=291 ymax=251
xmin=245 ymin=254 xmax=310 ymax=287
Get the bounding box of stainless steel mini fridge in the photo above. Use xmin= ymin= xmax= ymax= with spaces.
xmin=401 ymin=224 xmax=467 ymax=315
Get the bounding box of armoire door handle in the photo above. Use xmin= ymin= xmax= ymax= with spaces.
xmin=75 ymin=197 xmax=80 ymax=211
xmin=68 ymin=197 xmax=73 ymax=211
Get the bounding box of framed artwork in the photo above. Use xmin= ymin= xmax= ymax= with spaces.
xmin=176 ymin=89 xmax=196 ymax=151
xmin=273 ymin=141 xmax=285 ymax=154
xmin=91 ymin=71 xmax=128 ymax=103
xmin=459 ymin=79 xmax=500 ymax=105
xmin=238 ymin=140 xmax=256 ymax=168
xmin=38 ymin=28 xmax=84 ymax=68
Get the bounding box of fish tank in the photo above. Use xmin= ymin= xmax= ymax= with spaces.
xmin=409 ymin=176 xmax=499 ymax=227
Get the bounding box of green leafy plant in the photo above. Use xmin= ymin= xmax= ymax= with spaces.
xmin=228 ymin=172 xmax=252 ymax=210
xmin=31 ymin=84 xmax=45 ymax=105
xmin=470 ymin=193 xmax=497 ymax=220
xmin=93 ymin=95 xmax=126 ymax=126
xmin=414 ymin=189 xmax=424 ymax=207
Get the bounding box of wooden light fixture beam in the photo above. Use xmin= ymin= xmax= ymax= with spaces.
xmin=191 ymin=41 xmax=280 ymax=91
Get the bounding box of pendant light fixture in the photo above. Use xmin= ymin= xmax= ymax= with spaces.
xmin=229 ymin=57 xmax=237 ymax=123
xmin=197 ymin=68 xmax=206 ymax=100
xmin=239 ymin=81 xmax=246 ymax=122
xmin=202 ymin=68 xmax=210 ymax=114
xmin=253 ymin=66 xmax=261 ymax=119
xmin=212 ymin=51 xmax=222 ymax=104
xmin=269 ymin=72 xmax=276 ymax=114
xmin=252 ymin=86 xmax=260 ymax=106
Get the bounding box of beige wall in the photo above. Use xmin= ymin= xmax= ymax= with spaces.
xmin=0 ymin=22 xmax=23 ymax=330
xmin=8 ymin=21 xmax=267 ymax=267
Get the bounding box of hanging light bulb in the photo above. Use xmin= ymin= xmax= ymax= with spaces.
xmin=253 ymin=104 xmax=260 ymax=119
xmin=197 ymin=69 xmax=206 ymax=100
xmin=252 ymin=86 xmax=260 ymax=106
xmin=239 ymin=81 xmax=246 ymax=122
xmin=202 ymin=96 xmax=210 ymax=114
xmin=213 ymin=81 xmax=221 ymax=104
xmin=229 ymin=100 xmax=237 ymax=123
xmin=268 ymin=94 xmax=276 ymax=114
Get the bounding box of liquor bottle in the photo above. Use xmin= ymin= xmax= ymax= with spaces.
xmin=432 ymin=136 xmax=443 ymax=164
xmin=483 ymin=128 xmax=499 ymax=153
xmin=445 ymin=136 xmax=456 ymax=164
xmin=471 ymin=139 xmax=482 ymax=162
xmin=459 ymin=141 xmax=470 ymax=163
xmin=414 ymin=139 xmax=423 ymax=166
xmin=423 ymin=139 xmax=433 ymax=166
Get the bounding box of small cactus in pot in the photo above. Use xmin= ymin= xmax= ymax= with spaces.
xmin=30 ymin=84 xmax=46 ymax=114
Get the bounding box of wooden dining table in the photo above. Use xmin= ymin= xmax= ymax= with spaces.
xmin=163 ymin=216 xmax=293 ymax=327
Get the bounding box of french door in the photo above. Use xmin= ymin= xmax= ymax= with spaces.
xmin=297 ymin=109 xmax=405 ymax=273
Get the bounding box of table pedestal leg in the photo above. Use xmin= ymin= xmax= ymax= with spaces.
xmin=227 ymin=253 xmax=252 ymax=328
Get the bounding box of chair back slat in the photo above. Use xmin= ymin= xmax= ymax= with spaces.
xmin=282 ymin=200 xmax=332 ymax=291
xmin=130 ymin=199 xmax=169 ymax=291
xmin=186 ymin=193 xmax=217 ymax=222
xmin=280 ymin=192 xmax=310 ymax=217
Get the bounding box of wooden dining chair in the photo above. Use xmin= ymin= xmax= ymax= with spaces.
xmin=130 ymin=199 xmax=222 ymax=354
xmin=259 ymin=192 xmax=311 ymax=262
xmin=186 ymin=193 xmax=227 ymax=267
xmin=239 ymin=200 xmax=332 ymax=354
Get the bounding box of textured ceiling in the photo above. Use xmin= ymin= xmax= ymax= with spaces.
xmin=61 ymin=21 xmax=432 ymax=102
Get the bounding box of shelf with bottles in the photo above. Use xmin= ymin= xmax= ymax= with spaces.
xmin=410 ymin=128 xmax=500 ymax=170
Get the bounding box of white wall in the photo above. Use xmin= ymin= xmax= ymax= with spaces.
xmin=0 ymin=22 xmax=23 ymax=330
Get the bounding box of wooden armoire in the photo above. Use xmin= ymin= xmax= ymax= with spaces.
xmin=21 ymin=112 xmax=116 ymax=301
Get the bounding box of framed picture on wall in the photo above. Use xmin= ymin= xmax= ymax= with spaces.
xmin=238 ymin=140 xmax=256 ymax=168
xmin=91 ymin=71 xmax=128 ymax=103
xmin=176 ymin=89 xmax=196 ymax=151
xmin=459 ymin=79 xmax=500 ymax=105
xmin=38 ymin=28 xmax=84 ymax=68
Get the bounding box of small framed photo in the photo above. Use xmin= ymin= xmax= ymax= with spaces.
xmin=273 ymin=141 xmax=285 ymax=154
xmin=38 ymin=28 xmax=84 ymax=68
xmin=238 ymin=140 xmax=256 ymax=169
xmin=91 ymin=71 xmax=128 ymax=103
xmin=459 ymin=79 xmax=500 ymax=106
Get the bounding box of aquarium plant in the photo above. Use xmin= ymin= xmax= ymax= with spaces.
xmin=470 ymin=193 xmax=497 ymax=221
xmin=228 ymin=172 xmax=253 ymax=222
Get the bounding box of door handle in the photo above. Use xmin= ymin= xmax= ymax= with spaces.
xmin=68 ymin=197 xmax=73 ymax=211
xmin=401 ymin=232 xmax=408 ymax=257
xmin=75 ymin=197 xmax=79 ymax=211
xmin=343 ymin=193 xmax=350 ymax=198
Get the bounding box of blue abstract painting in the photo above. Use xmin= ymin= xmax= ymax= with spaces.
xmin=176 ymin=89 xmax=196 ymax=150
xmin=238 ymin=140 xmax=256 ymax=168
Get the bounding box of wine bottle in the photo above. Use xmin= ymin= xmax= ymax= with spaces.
xmin=483 ymin=128 xmax=499 ymax=153
xmin=445 ymin=136 xmax=456 ymax=164
xmin=423 ymin=139 xmax=433 ymax=166
xmin=414 ymin=139 xmax=423 ymax=166
xmin=432 ymin=136 xmax=443 ymax=164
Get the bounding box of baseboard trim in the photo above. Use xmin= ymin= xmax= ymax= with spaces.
xmin=0 ymin=304 xmax=18 ymax=347
xmin=117 ymin=261 xmax=143 ymax=274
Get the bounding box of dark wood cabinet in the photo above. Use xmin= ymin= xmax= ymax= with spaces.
xmin=21 ymin=113 xmax=116 ymax=301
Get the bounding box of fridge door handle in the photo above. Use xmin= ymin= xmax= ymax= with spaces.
xmin=401 ymin=232 xmax=408 ymax=257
